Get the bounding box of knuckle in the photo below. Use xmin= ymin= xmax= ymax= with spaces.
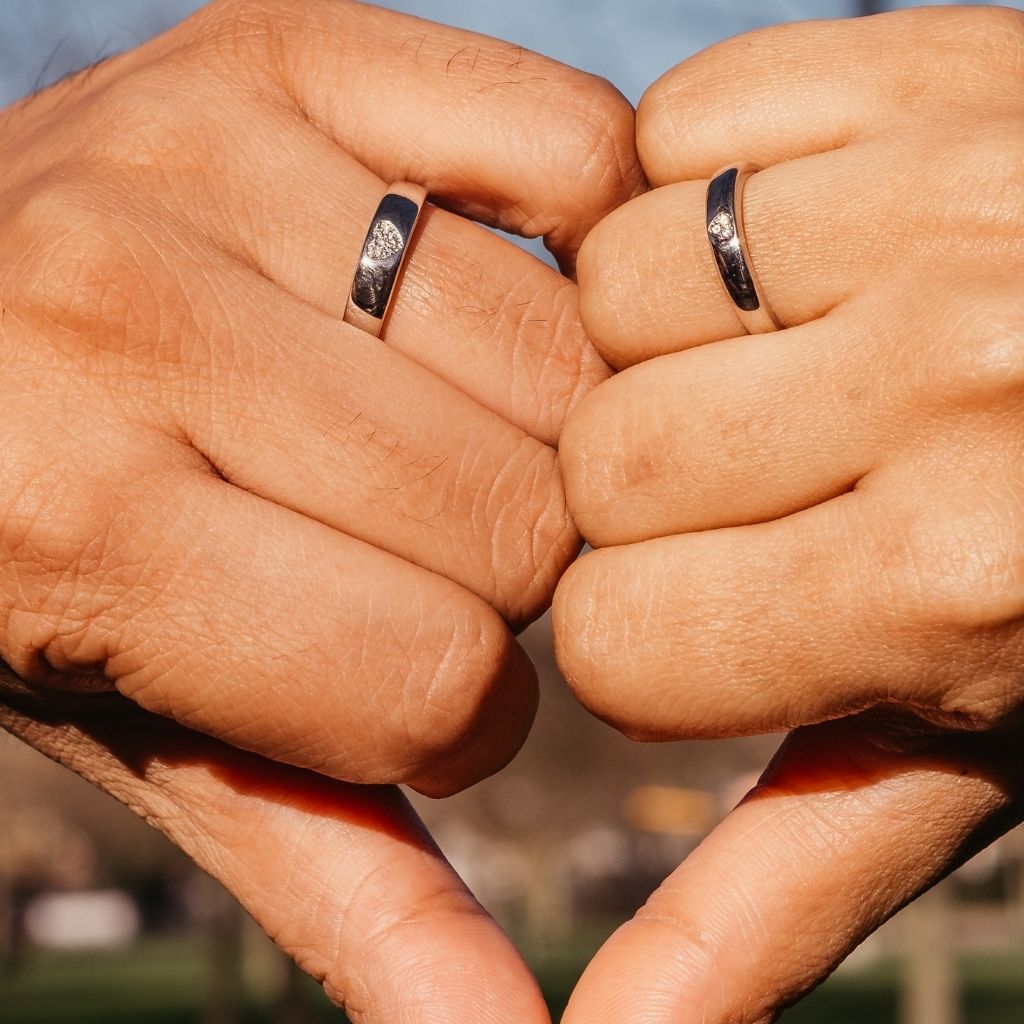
xmin=634 ymin=28 xmax=767 ymax=180
xmin=396 ymin=605 xmax=529 ymax=784
xmin=322 ymin=882 xmax=490 ymax=1016
xmin=516 ymin=282 xmax=608 ymax=442
xmin=558 ymin=383 xmax=628 ymax=544
xmin=635 ymin=77 xmax=672 ymax=137
xmin=934 ymin=285 xmax=1024 ymax=401
xmin=890 ymin=504 xmax=1024 ymax=637
xmin=179 ymin=0 xmax=299 ymax=88
xmin=4 ymin=178 xmax=164 ymax=354
xmin=520 ymin=71 xmax=642 ymax=244
xmin=2 ymin=466 xmax=114 ymax=597
xmin=199 ymin=0 xmax=280 ymax=45
xmin=479 ymin=439 xmax=579 ymax=626
xmin=0 ymin=443 xmax=172 ymax=680
xmin=577 ymin=203 xmax=644 ymax=368
xmin=569 ymin=74 xmax=644 ymax=206
xmin=882 ymin=7 xmax=1024 ymax=107
xmin=85 ymin=66 xmax=227 ymax=172
xmin=635 ymin=77 xmax=687 ymax=180
xmin=552 ymin=553 xmax=631 ymax=728
xmin=868 ymin=484 xmax=1024 ymax=733
xmin=560 ymin=367 xmax=693 ymax=548
xmin=938 ymin=128 xmax=1024 ymax=254
xmin=403 ymin=246 xmax=604 ymax=443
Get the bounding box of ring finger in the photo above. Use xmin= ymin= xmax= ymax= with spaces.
xmin=144 ymin=107 xmax=609 ymax=446
xmin=81 ymin=0 xmax=645 ymax=442
xmin=578 ymin=128 xmax=1023 ymax=368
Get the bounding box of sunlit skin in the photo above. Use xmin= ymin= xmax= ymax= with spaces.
xmin=556 ymin=7 xmax=1024 ymax=1022
xmin=4 ymin=1 xmax=1023 ymax=1021
xmin=0 ymin=1 xmax=645 ymax=1021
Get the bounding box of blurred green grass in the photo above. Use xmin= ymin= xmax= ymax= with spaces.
xmin=2 ymin=936 xmax=1023 ymax=1023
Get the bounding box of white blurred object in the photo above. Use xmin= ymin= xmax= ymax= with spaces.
xmin=24 ymin=889 xmax=140 ymax=949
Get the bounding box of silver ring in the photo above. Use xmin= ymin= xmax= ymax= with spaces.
xmin=344 ymin=182 xmax=427 ymax=338
xmin=706 ymin=164 xmax=779 ymax=335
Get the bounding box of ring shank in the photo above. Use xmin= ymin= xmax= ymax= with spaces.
xmin=344 ymin=181 xmax=427 ymax=339
xmin=706 ymin=164 xmax=779 ymax=335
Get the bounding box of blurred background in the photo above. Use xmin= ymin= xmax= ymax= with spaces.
xmin=1 ymin=0 xmax=1023 ymax=1022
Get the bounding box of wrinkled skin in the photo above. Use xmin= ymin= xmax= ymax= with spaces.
xmin=7 ymin=2 xmax=1024 ymax=1022
xmin=556 ymin=7 xmax=1024 ymax=1023
xmin=0 ymin=1 xmax=644 ymax=1021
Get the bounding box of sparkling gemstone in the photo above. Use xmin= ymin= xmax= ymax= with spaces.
xmin=708 ymin=209 xmax=735 ymax=241
xmin=365 ymin=219 xmax=404 ymax=261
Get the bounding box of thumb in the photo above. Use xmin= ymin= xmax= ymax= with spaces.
xmin=2 ymin=687 xmax=549 ymax=1024
xmin=563 ymin=711 xmax=1024 ymax=1024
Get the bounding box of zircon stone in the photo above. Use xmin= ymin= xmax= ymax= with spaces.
xmin=708 ymin=209 xmax=735 ymax=241
xmin=365 ymin=219 xmax=404 ymax=261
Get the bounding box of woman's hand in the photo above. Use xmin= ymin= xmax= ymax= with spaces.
xmin=0 ymin=1 xmax=642 ymax=1019
xmin=555 ymin=7 xmax=1024 ymax=1022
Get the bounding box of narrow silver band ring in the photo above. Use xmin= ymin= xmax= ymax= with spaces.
xmin=344 ymin=182 xmax=427 ymax=338
xmin=706 ymin=164 xmax=779 ymax=335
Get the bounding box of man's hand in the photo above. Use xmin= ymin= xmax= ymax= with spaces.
xmin=555 ymin=7 xmax=1024 ymax=1022
xmin=0 ymin=1 xmax=643 ymax=1019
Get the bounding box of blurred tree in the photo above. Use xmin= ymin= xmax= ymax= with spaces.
xmin=200 ymin=881 xmax=246 ymax=1024
xmin=899 ymin=882 xmax=961 ymax=1024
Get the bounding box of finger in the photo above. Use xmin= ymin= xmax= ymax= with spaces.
xmin=181 ymin=0 xmax=645 ymax=266
xmin=560 ymin=304 xmax=869 ymax=544
xmin=635 ymin=5 xmax=1024 ymax=186
xmin=239 ymin=155 xmax=606 ymax=444
xmin=0 ymin=692 xmax=550 ymax=1024
xmin=2 ymin=437 xmax=536 ymax=796
xmin=7 ymin=217 xmax=580 ymax=626
xmin=562 ymin=712 xmax=1024 ymax=1024
xmin=554 ymin=438 xmax=1024 ymax=741
xmin=82 ymin=92 xmax=608 ymax=444
xmin=182 ymin=269 xmax=580 ymax=627
xmin=562 ymin=278 xmax=995 ymax=545
xmin=578 ymin=122 xmax=1021 ymax=367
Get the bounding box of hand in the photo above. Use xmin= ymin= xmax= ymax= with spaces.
xmin=0 ymin=1 xmax=642 ymax=1019
xmin=555 ymin=7 xmax=1024 ymax=1022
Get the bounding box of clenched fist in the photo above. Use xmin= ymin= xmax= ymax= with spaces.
xmin=556 ymin=7 xmax=1024 ymax=1023
xmin=0 ymin=1 xmax=642 ymax=1020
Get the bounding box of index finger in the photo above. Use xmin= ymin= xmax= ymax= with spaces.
xmin=182 ymin=0 xmax=646 ymax=267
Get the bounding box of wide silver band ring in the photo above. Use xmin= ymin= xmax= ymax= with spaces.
xmin=706 ymin=164 xmax=779 ymax=335
xmin=344 ymin=182 xmax=427 ymax=338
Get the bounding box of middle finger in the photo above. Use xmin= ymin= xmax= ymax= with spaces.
xmin=560 ymin=276 xmax=997 ymax=546
xmin=183 ymin=265 xmax=580 ymax=627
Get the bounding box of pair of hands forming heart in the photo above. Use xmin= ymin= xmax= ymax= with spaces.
xmin=0 ymin=1 xmax=1022 ymax=1021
